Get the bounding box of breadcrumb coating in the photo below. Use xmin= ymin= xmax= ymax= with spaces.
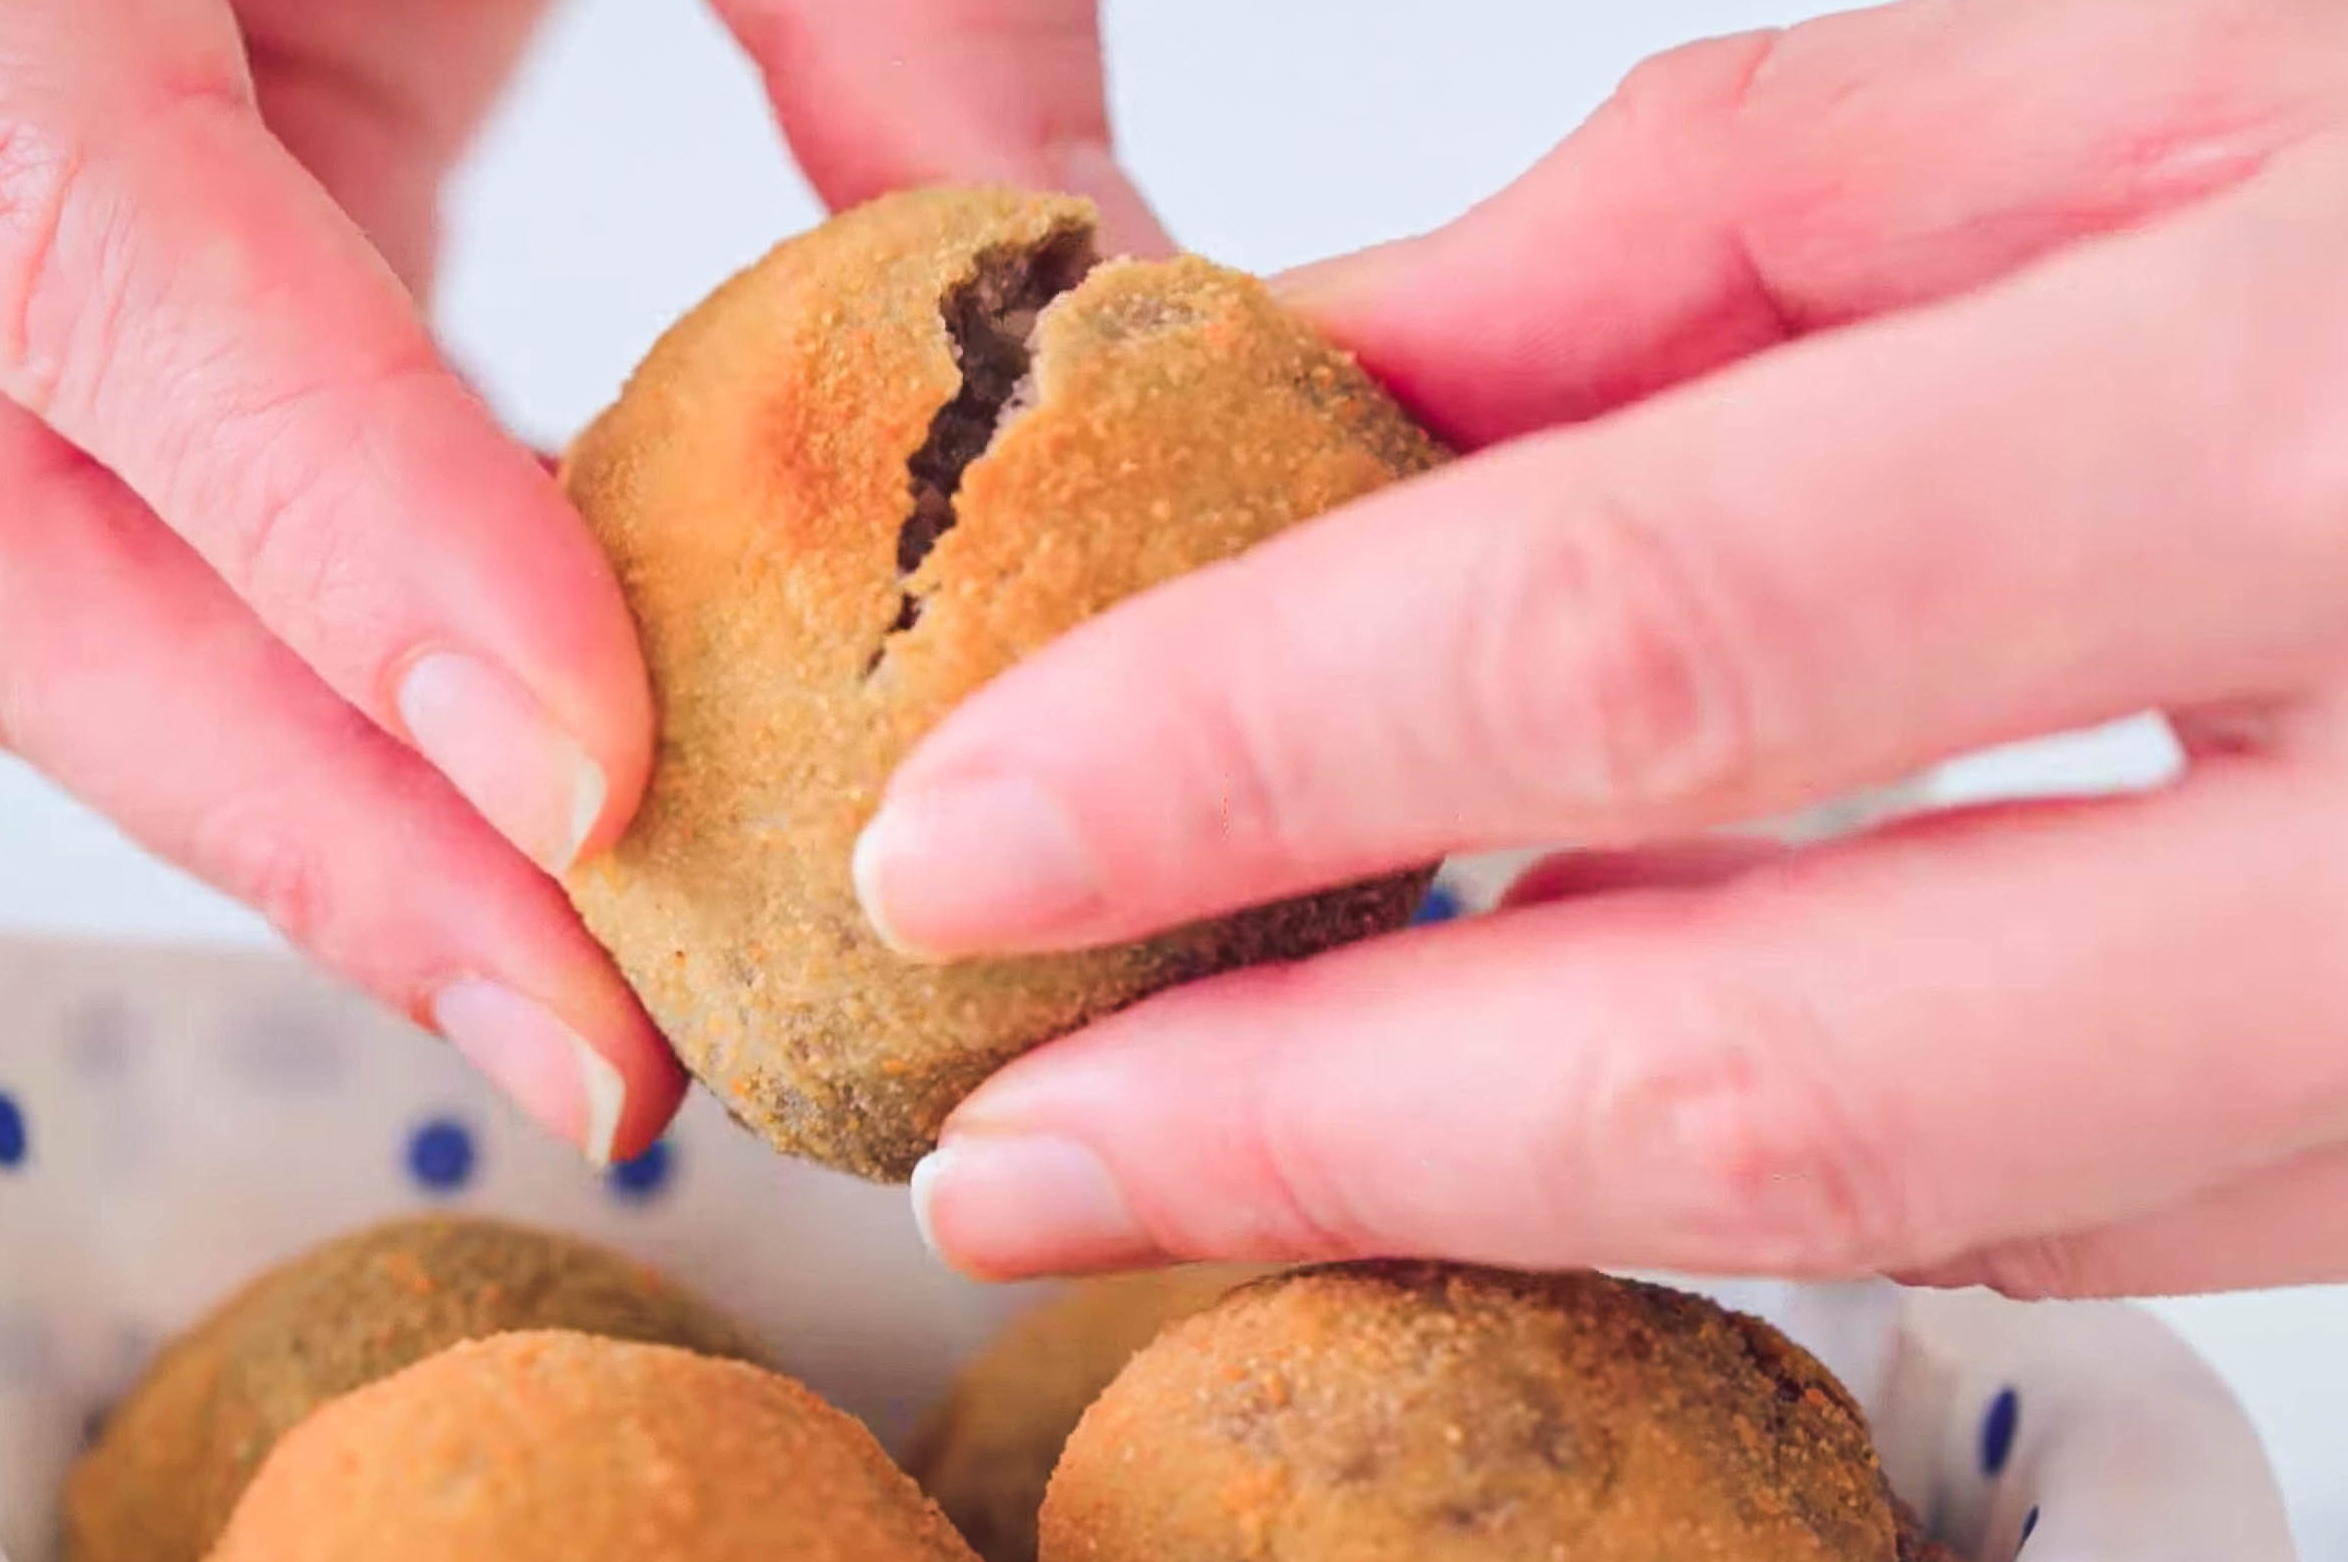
xmin=561 ymin=188 xmax=1446 ymax=1179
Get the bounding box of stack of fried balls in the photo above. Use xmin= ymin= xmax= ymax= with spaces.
xmin=58 ymin=190 xmax=1960 ymax=1559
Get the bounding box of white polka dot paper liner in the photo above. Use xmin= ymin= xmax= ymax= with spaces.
xmin=0 ymin=935 xmax=2297 ymax=1561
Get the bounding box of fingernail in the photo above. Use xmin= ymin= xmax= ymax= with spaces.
xmin=398 ymin=651 xmax=608 ymax=875
xmin=911 ymin=1135 xmax=1158 ymax=1279
xmin=852 ymin=777 xmax=1101 ymax=959
xmin=433 ymin=978 xmax=626 ymax=1168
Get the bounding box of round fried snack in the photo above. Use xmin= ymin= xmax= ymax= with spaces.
xmin=1039 ymin=1263 xmax=1902 ymax=1562
xmin=1895 ymin=1500 xmax=1964 ymax=1562
xmin=64 ymin=1216 xmax=768 ymax=1562
xmin=560 ymin=186 xmax=1446 ymax=1180
xmin=207 ymin=1331 xmax=977 ymax=1562
xmin=905 ymin=1265 xmax=1273 ymax=1562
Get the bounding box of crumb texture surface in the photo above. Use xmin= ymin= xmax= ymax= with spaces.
xmin=207 ymin=1331 xmax=977 ymax=1562
xmin=561 ymin=186 xmax=1445 ymax=1180
xmin=62 ymin=1216 xmax=766 ymax=1562
xmin=1039 ymin=1263 xmax=1901 ymax=1562
xmin=906 ymin=1264 xmax=1273 ymax=1562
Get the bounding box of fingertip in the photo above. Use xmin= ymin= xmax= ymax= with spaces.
xmin=502 ymin=473 xmax=659 ymax=869
xmin=849 ymin=809 xmax=945 ymax=962
xmin=572 ymin=1034 xmax=628 ymax=1170
xmin=425 ymin=951 xmax=684 ymax=1171
xmin=393 ymin=649 xmax=620 ymax=876
xmin=605 ymin=1058 xmax=689 ymax=1168
xmin=429 ymin=978 xmax=614 ymax=1167
xmin=849 ymin=776 xmax=1107 ymax=959
xmin=573 ymin=959 xmax=690 ymax=1165
xmin=910 ymin=1132 xmax=1166 ymax=1280
xmin=907 ymin=1148 xmax=953 ymax=1265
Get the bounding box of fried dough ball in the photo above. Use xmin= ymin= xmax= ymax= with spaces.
xmin=206 ymin=1331 xmax=976 ymax=1562
xmin=560 ymin=186 xmax=1445 ymax=1180
xmin=64 ymin=1216 xmax=767 ymax=1562
xmin=905 ymin=1265 xmax=1273 ymax=1562
xmin=1896 ymin=1500 xmax=1965 ymax=1562
xmin=1039 ymin=1263 xmax=1901 ymax=1562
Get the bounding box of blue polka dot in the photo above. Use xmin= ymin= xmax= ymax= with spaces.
xmin=2020 ymin=1506 xmax=2040 ymax=1546
xmin=1411 ymin=886 xmax=1463 ymax=926
xmin=608 ymin=1139 xmax=674 ymax=1202
xmin=405 ymin=1118 xmax=475 ymax=1193
xmin=0 ymin=1091 xmax=24 ymax=1170
xmin=1980 ymin=1386 xmax=2020 ymax=1476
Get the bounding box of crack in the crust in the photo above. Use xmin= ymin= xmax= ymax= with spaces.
xmin=865 ymin=226 xmax=1098 ymax=678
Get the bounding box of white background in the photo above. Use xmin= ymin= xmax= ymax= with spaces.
xmin=0 ymin=0 xmax=2338 ymax=1550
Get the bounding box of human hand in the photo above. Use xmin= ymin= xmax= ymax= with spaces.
xmin=0 ymin=0 xmax=1154 ymax=1168
xmin=0 ymin=0 xmax=680 ymax=1167
xmin=880 ymin=0 xmax=2348 ymax=1297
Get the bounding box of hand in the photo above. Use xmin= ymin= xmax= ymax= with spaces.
xmin=879 ymin=0 xmax=2348 ymax=1297
xmin=0 ymin=0 xmax=1156 ymax=1166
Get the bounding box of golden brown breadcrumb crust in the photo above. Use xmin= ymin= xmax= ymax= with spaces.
xmin=560 ymin=187 xmax=1445 ymax=1180
xmin=1039 ymin=1262 xmax=1901 ymax=1562
xmin=63 ymin=1216 xmax=767 ymax=1562
xmin=1895 ymin=1498 xmax=1967 ymax=1562
xmin=906 ymin=1265 xmax=1275 ymax=1562
xmin=206 ymin=1331 xmax=977 ymax=1562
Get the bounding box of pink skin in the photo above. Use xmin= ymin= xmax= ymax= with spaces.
xmin=883 ymin=0 xmax=2348 ymax=1296
xmin=0 ymin=0 xmax=1164 ymax=1165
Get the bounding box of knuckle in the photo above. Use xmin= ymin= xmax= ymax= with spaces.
xmin=202 ymin=361 xmax=436 ymax=646
xmin=0 ymin=116 xmax=86 ymax=413
xmin=1603 ymin=29 xmax=1787 ymax=163
xmin=217 ymin=456 xmax=346 ymax=625
xmin=1585 ymin=978 xmax=1908 ymax=1270
xmin=0 ymin=67 xmax=250 ymax=419
xmin=1469 ymin=492 xmax=1758 ymax=823
xmin=189 ymin=800 xmax=342 ymax=955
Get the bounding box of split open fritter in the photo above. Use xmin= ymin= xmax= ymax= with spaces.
xmin=560 ymin=186 xmax=1446 ymax=1180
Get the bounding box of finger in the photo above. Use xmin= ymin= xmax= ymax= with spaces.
xmin=1278 ymin=2 xmax=2348 ymax=445
xmin=910 ymin=767 xmax=2348 ymax=1280
xmin=709 ymin=0 xmax=1170 ymax=254
xmin=853 ymin=141 xmax=2348 ymax=958
xmin=1905 ymin=1142 xmax=2348 ymax=1299
xmin=0 ymin=405 xmax=683 ymax=1164
xmin=0 ymin=1 xmax=650 ymax=874
xmin=242 ymin=0 xmax=556 ymax=293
